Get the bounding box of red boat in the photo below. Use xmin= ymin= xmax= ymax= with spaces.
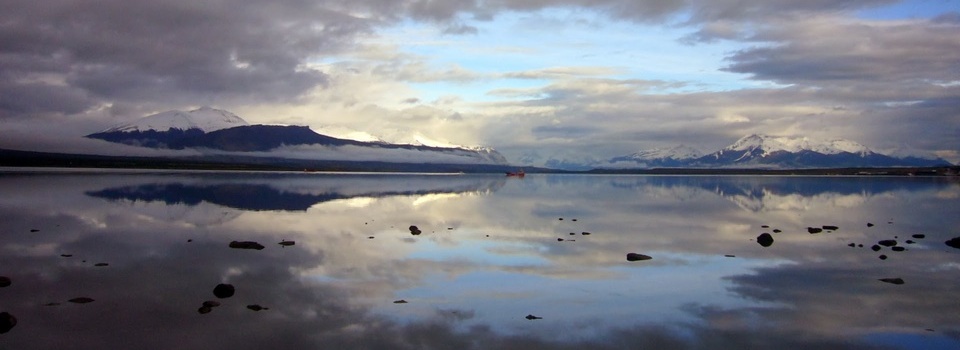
xmin=506 ymin=170 xmax=525 ymax=178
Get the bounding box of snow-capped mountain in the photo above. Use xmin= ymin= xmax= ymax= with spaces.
xmin=608 ymin=145 xmax=702 ymax=168
xmin=602 ymin=134 xmax=952 ymax=169
xmin=103 ymin=106 xmax=248 ymax=133
xmin=86 ymin=108 xmax=509 ymax=165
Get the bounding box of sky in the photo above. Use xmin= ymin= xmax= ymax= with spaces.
xmin=0 ymin=0 xmax=958 ymax=165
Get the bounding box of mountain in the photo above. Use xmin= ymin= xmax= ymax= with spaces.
xmin=102 ymin=106 xmax=249 ymax=133
xmin=87 ymin=108 xmax=508 ymax=165
xmin=609 ymin=145 xmax=702 ymax=168
xmin=605 ymin=134 xmax=952 ymax=169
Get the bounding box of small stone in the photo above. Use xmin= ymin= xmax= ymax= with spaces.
xmin=228 ymin=241 xmax=265 ymax=250
xmin=871 ymin=245 xmax=881 ymax=251
xmin=278 ymin=240 xmax=295 ymax=247
xmin=891 ymin=246 xmax=906 ymax=252
xmin=557 ymin=238 xmax=564 ymax=242
xmin=724 ymin=255 xmax=736 ymax=258
xmin=60 ymin=254 xmax=73 ymax=257
xmin=246 ymin=304 xmax=268 ymax=311
xmin=202 ymin=300 xmax=221 ymax=308
xmin=0 ymin=276 xmax=10 ymax=288
xmin=558 ymin=218 xmax=563 ymax=221
xmin=525 ymin=314 xmax=542 ymax=320
xmin=581 ymin=232 xmax=591 ymax=235
xmin=393 ymin=300 xmax=408 ymax=304
xmin=44 ymin=302 xmax=60 ymax=306
xmin=626 ymin=253 xmax=652 ymax=261
xmin=68 ymin=297 xmax=95 ymax=304
xmin=569 ymin=232 xmax=576 ymax=235
xmin=867 ymin=223 xmax=874 ymax=227
xmin=187 ymin=239 xmax=193 ymax=242
xmin=30 ymin=229 xmax=39 ymax=233
xmin=905 ymin=240 xmax=915 ymax=244
xmin=879 ymin=278 xmax=904 ymax=285
xmin=879 ymin=255 xmax=888 ymax=260
xmin=198 ymin=306 xmax=212 ymax=314
xmin=409 ymin=225 xmax=422 ymax=235
xmin=368 ymin=236 xmax=375 ymax=239
xmin=807 ymin=227 xmax=823 ymax=234
xmin=878 ymin=240 xmax=897 ymax=247
xmin=847 ymin=243 xmax=856 ymax=247
xmin=213 ymin=284 xmax=235 ymax=299
xmin=94 ymin=263 xmax=109 ymax=267
xmin=822 ymin=225 xmax=839 ymax=231
xmin=772 ymin=229 xmax=782 ymax=233
xmin=761 ymin=225 xmax=769 ymax=228
xmin=912 ymin=234 xmax=925 ymax=239
xmin=858 ymin=244 xmax=863 ymax=248
xmin=0 ymin=312 xmax=16 ymax=334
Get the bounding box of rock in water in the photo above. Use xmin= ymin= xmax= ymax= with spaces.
xmin=278 ymin=240 xmax=295 ymax=247
xmin=213 ymin=284 xmax=235 ymax=299
xmin=756 ymin=233 xmax=774 ymax=247
xmin=879 ymin=278 xmax=905 ymax=285
xmin=945 ymin=237 xmax=960 ymax=250
xmin=912 ymin=234 xmax=925 ymax=239
xmin=871 ymin=245 xmax=881 ymax=252
xmin=626 ymin=253 xmax=652 ymax=261
xmin=68 ymin=297 xmax=95 ymax=304
xmin=0 ymin=312 xmax=16 ymax=334
xmin=229 ymin=241 xmax=265 ymax=250
xmin=393 ymin=300 xmax=408 ymax=304
xmin=822 ymin=225 xmax=839 ymax=231
xmin=525 ymin=314 xmax=542 ymax=320
xmin=0 ymin=276 xmax=10 ymax=288
xmin=807 ymin=227 xmax=823 ymax=234
xmin=409 ymin=225 xmax=422 ymax=235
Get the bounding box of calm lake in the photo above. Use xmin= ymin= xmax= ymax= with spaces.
xmin=1 ymin=169 xmax=959 ymax=349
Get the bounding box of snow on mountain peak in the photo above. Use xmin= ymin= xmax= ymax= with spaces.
xmin=630 ymin=144 xmax=703 ymax=160
xmin=727 ymin=134 xmax=872 ymax=156
xmin=103 ymin=106 xmax=249 ymax=133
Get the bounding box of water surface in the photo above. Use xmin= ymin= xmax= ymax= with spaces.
xmin=1 ymin=170 xmax=959 ymax=349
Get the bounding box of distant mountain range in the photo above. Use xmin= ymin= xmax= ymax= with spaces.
xmin=605 ymin=134 xmax=951 ymax=169
xmin=86 ymin=107 xmax=508 ymax=165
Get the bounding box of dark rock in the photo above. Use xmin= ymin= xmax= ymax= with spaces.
xmin=878 ymin=240 xmax=898 ymax=247
xmin=94 ymin=263 xmax=109 ymax=267
xmin=772 ymin=229 xmax=782 ymax=233
xmin=724 ymin=255 xmax=736 ymax=258
xmin=393 ymin=300 xmax=408 ymax=304
xmin=581 ymin=232 xmax=591 ymax=235
xmin=525 ymin=314 xmax=542 ymax=320
xmin=822 ymin=225 xmax=839 ymax=231
xmin=68 ymin=297 xmax=95 ymax=304
xmin=0 ymin=276 xmax=10 ymax=288
xmin=202 ymin=300 xmax=221 ymax=308
xmin=213 ymin=284 xmax=235 ymax=299
xmin=44 ymin=302 xmax=60 ymax=306
xmin=368 ymin=236 xmax=375 ymax=239
xmin=569 ymin=232 xmax=576 ymax=235
xmin=858 ymin=244 xmax=863 ymax=248
xmin=879 ymin=278 xmax=904 ymax=285
xmin=0 ymin=312 xmax=16 ymax=334
xmin=847 ymin=243 xmax=856 ymax=247
xmin=60 ymin=254 xmax=72 ymax=257
xmin=879 ymin=255 xmax=888 ymax=260
xmin=557 ymin=238 xmax=564 ymax=242
xmin=187 ymin=239 xmax=193 ymax=242
xmin=756 ymin=233 xmax=774 ymax=247
xmin=30 ymin=229 xmax=39 ymax=232
xmin=871 ymin=245 xmax=881 ymax=251
xmin=229 ymin=241 xmax=265 ymax=250
xmin=246 ymin=304 xmax=268 ymax=311
xmin=198 ymin=306 xmax=212 ymax=314
xmin=807 ymin=227 xmax=823 ymax=234
xmin=906 ymin=240 xmax=915 ymax=244
xmin=626 ymin=253 xmax=652 ymax=261
xmin=867 ymin=223 xmax=874 ymax=227
xmin=761 ymin=225 xmax=769 ymax=228
xmin=409 ymin=225 xmax=422 ymax=235
xmin=558 ymin=218 xmax=563 ymax=221
xmin=891 ymin=246 xmax=906 ymax=252
xmin=278 ymin=240 xmax=295 ymax=247
xmin=934 ymin=236 xmax=960 ymax=248
xmin=912 ymin=234 xmax=926 ymax=239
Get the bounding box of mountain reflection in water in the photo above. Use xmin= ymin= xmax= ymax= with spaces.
xmin=0 ymin=171 xmax=958 ymax=350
